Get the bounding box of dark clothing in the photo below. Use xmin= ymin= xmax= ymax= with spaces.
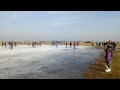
xmin=66 ymin=43 xmax=67 ymax=48
xmin=70 ymin=42 xmax=72 ymax=48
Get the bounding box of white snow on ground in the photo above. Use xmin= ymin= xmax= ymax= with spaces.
xmin=0 ymin=45 xmax=103 ymax=79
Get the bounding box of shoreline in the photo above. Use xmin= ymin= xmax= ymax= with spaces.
xmin=82 ymin=46 xmax=105 ymax=79
xmin=83 ymin=50 xmax=105 ymax=79
xmin=83 ymin=45 xmax=120 ymax=79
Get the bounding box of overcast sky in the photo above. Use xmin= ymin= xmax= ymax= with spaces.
xmin=0 ymin=11 xmax=120 ymax=42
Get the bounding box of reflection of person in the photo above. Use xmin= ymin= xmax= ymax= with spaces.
xmin=105 ymin=48 xmax=111 ymax=72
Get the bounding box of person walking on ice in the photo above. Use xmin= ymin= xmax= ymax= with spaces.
xmin=73 ymin=41 xmax=76 ymax=49
xmin=2 ymin=42 xmax=4 ymax=48
xmin=70 ymin=42 xmax=72 ymax=48
xmin=11 ymin=41 xmax=14 ymax=50
xmin=5 ymin=42 xmax=7 ymax=48
xmin=66 ymin=42 xmax=67 ymax=48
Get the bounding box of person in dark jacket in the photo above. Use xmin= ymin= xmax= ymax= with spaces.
xmin=70 ymin=42 xmax=72 ymax=48
xmin=66 ymin=42 xmax=67 ymax=48
xmin=2 ymin=42 xmax=4 ymax=47
xmin=5 ymin=42 xmax=7 ymax=48
xmin=113 ymin=42 xmax=116 ymax=51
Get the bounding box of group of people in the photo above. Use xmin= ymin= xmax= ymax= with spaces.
xmin=95 ymin=41 xmax=117 ymax=50
xmin=65 ymin=42 xmax=79 ymax=49
xmin=31 ymin=42 xmax=41 ymax=48
xmin=52 ymin=41 xmax=79 ymax=49
xmin=2 ymin=41 xmax=15 ymax=49
xmin=2 ymin=42 xmax=7 ymax=48
xmin=1 ymin=41 xmax=42 ymax=49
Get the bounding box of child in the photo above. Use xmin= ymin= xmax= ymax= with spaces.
xmin=105 ymin=48 xmax=111 ymax=72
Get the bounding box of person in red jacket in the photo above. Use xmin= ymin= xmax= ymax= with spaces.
xmin=73 ymin=41 xmax=76 ymax=49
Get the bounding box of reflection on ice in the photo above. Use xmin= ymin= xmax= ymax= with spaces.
xmin=0 ymin=45 xmax=103 ymax=79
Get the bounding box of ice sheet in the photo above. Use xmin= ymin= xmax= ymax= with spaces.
xmin=0 ymin=45 xmax=103 ymax=79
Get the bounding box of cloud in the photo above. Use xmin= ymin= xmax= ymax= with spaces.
xmin=50 ymin=17 xmax=82 ymax=26
xmin=12 ymin=12 xmax=32 ymax=19
xmin=51 ymin=21 xmax=61 ymax=26
xmin=50 ymin=14 xmax=120 ymax=27
xmin=51 ymin=20 xmax=80 ymax=27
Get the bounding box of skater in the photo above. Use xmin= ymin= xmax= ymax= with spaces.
xmin=66 ymin=42 xmax=67 ymax=48
xmin=52 ymin=42 xmax=53 ymax=46
xmin=77 ymin=42 xmax=79 ymax=47
xmin=5 ymin=42 xmax=7 ymax=48
xmin=8 ymin=41 xmax=11 ymax=48
xmin=99 ymin=42 xmax=101 ymax=47
xmin=34 ymin=42 xmax=36 ymax=48
xmin=2 ymin=42 xmax=4 ymax=47
xmin=32 ymin=42 xmax=34 ymax=47
xmin=39 ymin=42 xmax=41 ymax=47
xmin=73 ymin=41 xmax=76 ymax=49
xmin=14 ymin=42 xmax=17 ymax=47
xmin=92 ymin=42 xmax=94 ymax=47
xmin=56 ymin=42 xmax=58 ymax=48
xmin=70 ymin=42 xmax=72 ymax=48
xmin=37 ymin=42 xmax=39 ymax=47
xmin=11 ymin=41 xmax=14 ymax=50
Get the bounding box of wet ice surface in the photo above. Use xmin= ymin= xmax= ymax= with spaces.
xmin=0 ymin=45 xmax=103 ymax=79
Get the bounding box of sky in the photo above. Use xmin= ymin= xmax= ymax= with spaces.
xmin=0 ymin=11 xmax=120 ymax=42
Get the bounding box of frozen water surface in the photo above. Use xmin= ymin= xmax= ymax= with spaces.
xmin=0 ymin=45 xmax=103 ymax=79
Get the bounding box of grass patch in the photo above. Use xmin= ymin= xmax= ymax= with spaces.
xmin=83 ymin=44 xmax=120 ymax=79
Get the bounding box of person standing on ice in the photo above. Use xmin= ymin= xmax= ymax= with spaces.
xmin=2 ymin=42 xmax=4 ymax=48
xmin=40 ymin=42 xmax=41 ymax=47
xmin=56 ymin=42 xmax=58 ymax=48
xmin=8 ymin=41 xmax=11 ymax=48
xmin=73 ymin=41 xmax=76 ymax=49
xmin=14 ymin=42 xmax=17 ymax=47
xmin=32 ymin=42 xmax=34 ymax=47
xmin=5 ymin=42 xmax=7 ymax=48
xmin=66 ymin=42 xmax=67 ymax=48
xmin=70 ymin=42 xmax=72 ymax=48
xmin=11 ymin=41 xmax=14 ymax=50
xmin=77 ymin=42 xmax=79 ymax=47
xmin=92 ymin=42 xmax=94 ymax=47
